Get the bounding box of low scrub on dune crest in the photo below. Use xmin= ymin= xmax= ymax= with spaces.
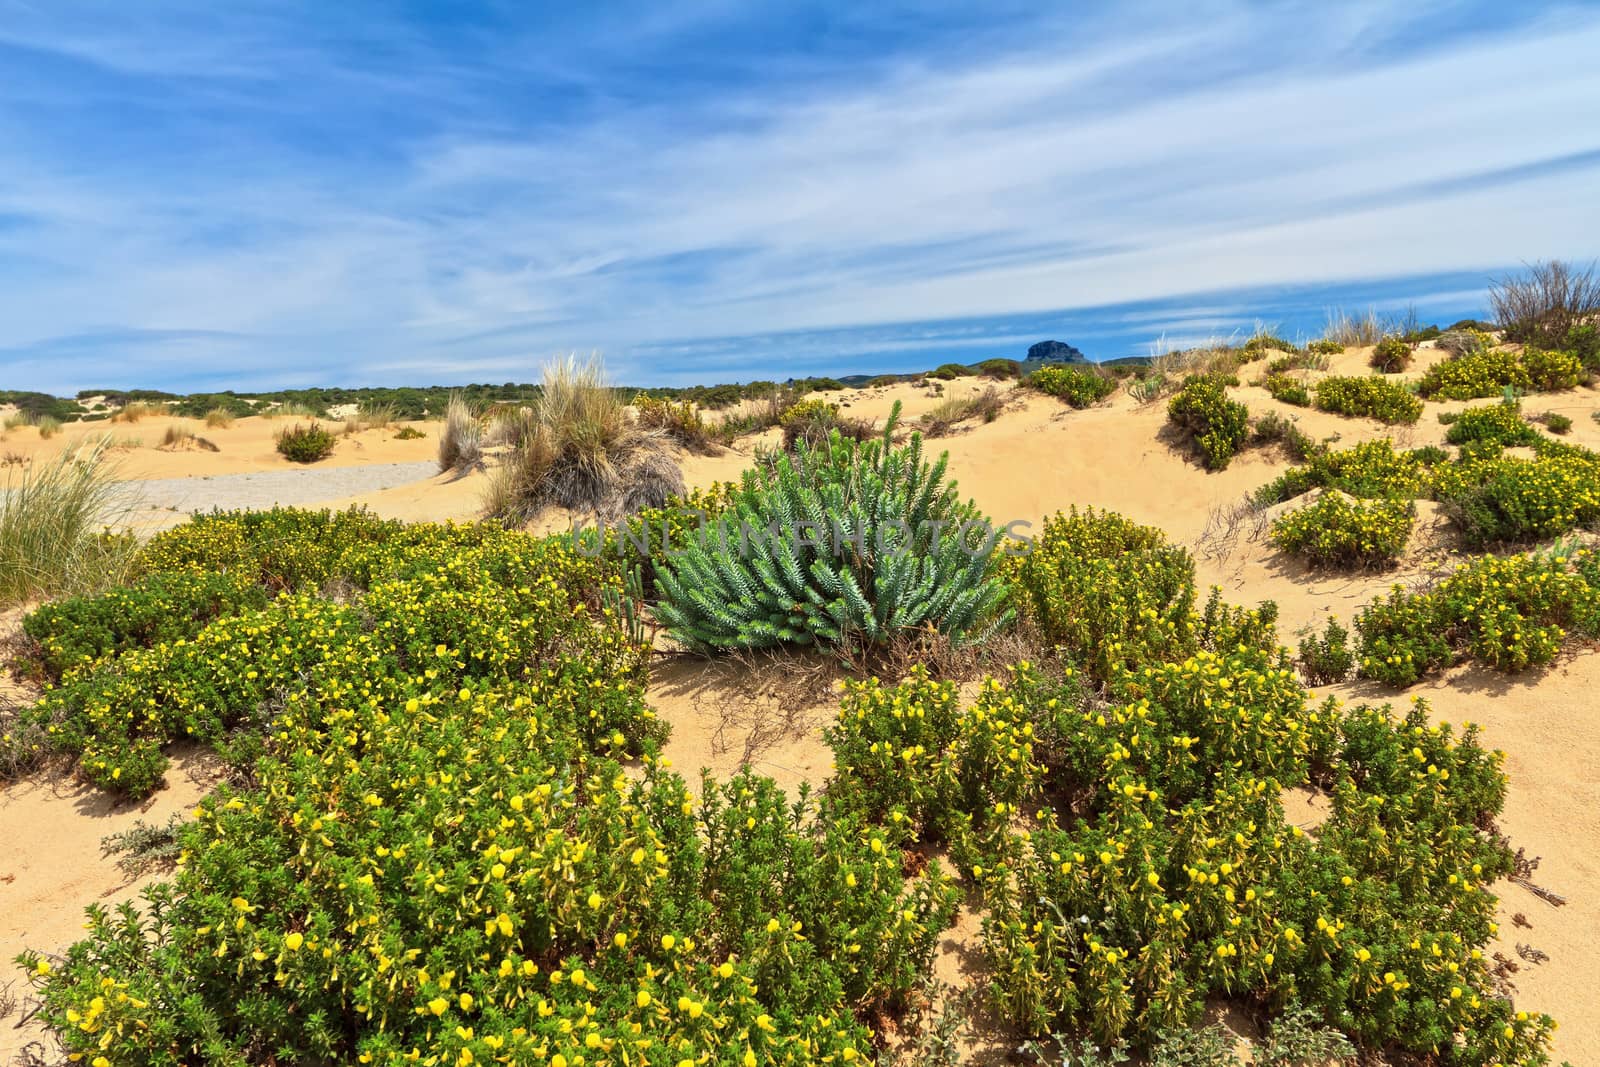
xmin=1026 ymin=364 xmax=1117 ymax=407
xmin=484 ymin=356 xmax=684 ymax=522
xmin=632 ymin=395 xmax=721 ymax=454
xmin=1167 ymin=374 xmax=1250 ymax=469
xmin=5 ymin=493 xmax=1563 ymax=1065
xmin=437 ymin=392 xmax=483 ymax=472
xmin=655 ymin=404 xmax=1009 ymax=650
xmin=1368 ymin=336 xmax=1414 ymax=373
xmin=1270 ymin=491 xmax=1415 ymax=568
xmin=777 ymin=397 xmax=873 ymax=451
xmin=274 ymin=421 xmax=336 ymax=463
xmin=0 ymin=440 xmax=137 ymax=606
xmin=1313 ymin=375 xmax=1422 ymax=424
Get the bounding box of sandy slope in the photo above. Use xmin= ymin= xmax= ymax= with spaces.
xmin=3 ymin=354 xmax=1599 ymax=1060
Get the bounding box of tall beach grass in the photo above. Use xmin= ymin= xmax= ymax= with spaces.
xmin=0 ymin=439 xmax=137 ymax=606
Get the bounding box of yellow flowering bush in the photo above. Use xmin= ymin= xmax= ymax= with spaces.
xmin=1270 ymin=493 xmax=1414 ymax=568
xmin=1313 ymin=376 xmax=1423 ymax=425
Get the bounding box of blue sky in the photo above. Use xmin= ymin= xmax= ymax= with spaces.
xmin=2 ymin=1 xmax=1598 ymax=393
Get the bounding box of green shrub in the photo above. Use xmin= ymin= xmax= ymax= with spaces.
xmin=1241 ymin=334 xmax=1296 ymax=358
xmin=1255 ymin=440 xmax=1424 ymax=506
xmin=274 ymin=421 xmax=336 ymax=463
xmin=1519 ymin=346 xmax=1584 ymax=391
xmin=1167 ymin=375 xmax=1250 ymax=469
xmin=1297 ymin=617 xmax=1354 ymax=685
xmin=974 ymin=358 xmax=1021 ymax=379
xmin=1357 ymin=549 xmax=1600 ymax=682
xmin=1565 ymin=323 xmax=1599 ymax=371
xmin=1400 ymin=324 xmax=1441 ymax=343
xmin=1432 ymin=449 xmax=1600 ymax=546
xmin=1306 ymin=338 xmax=1344 ymax=356
xmin=1260 ymin=373 xmax=1311 ymax=406
xmin=1271 ymin=493 xmax=1414 ymax=568
xmin=1005 ymin=508 xmax=1197 ymax=683
xmin=22 ymin=570 xmax=270 ymax=681
xmin=1027 ymin=365 xmax=1116 ymax=407
xmin=654 ymin=405 xmax=1010 ymax=650
xmin=393 ymin=425 xmax=425 ymax=440
xmin=1369 ymin=336 xmax=1413 ymax=373
xmin=927 ymin=363 xmax=970 ymax=380
xmin=1442 ymin=403 xmax=1540 ymax=448
xmin=1418 ymin=349 xmax=1532 ymax=400
xmin=1313 ymin=376 xmax=1422 ymax=424
xmin=1540 ymin=412 xmax=1573 ymax=435
xmin=1250 ymin=412 xmax=1315 ymax=460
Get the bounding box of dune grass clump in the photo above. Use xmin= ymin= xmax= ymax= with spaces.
xmin=109 ymin=400 xmax=168 ymax=424
xmin=1323 ymin=307 xmax=1386 ymax=348
xmin=920 ymin=386 xmax=1005 ymax=436
xmin=159 ymin=425 xmax=219 ymax=452
xmin=274 ymin=422 xmax=336 ymax=463
xmin=1167 ymin=374 xmax=1250 ymax=469
xmin=655 ymin=404 xmax=1009 ymax=651
xmin=485 ymin=356 xmax=683 ymax=522
xmin=343 ymin=402 xmax=398 ymax=435
xmin=437 ymin=393 xmax=483 ymax=472
xmin=203 ymin=407 xmax=236 ymax=429
xmin=1314 ymin=375 xmax=1423 ymax=424
xmin=0 ymin=441 xmax=136 ymax=607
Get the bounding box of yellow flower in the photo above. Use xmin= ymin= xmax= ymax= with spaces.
xmin=284 ymin=932 xmax=304 ymax=951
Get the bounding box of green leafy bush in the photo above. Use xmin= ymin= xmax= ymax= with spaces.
xmin=1416 ymin=347 xmax=1575 ymax=400
xmin=1027 ymin=365 xmax=1117 ymax=407
xmin=1306 ymin=338 xmax=1344 ymax=356
xmin=1313 ymin=376 xmax=1422 ymax=424
xmin=654 ymin=406 xmax=1010 ymax=649
xmin=974 ymin=358 xmax=1021 ymax=379
xmin=1241 ymin=334 xmax=1296 ymax=358
xmin=1431 ymin=448 xmax=1600 ymax=546
xmin=927 ymin=362 xmax=971 ymax=380
xmin=1297 ymin=617 xmax=1354 ymax=685
xmin=1005 ymin=508 xmax=1197 ymax=683
xmin=273 ymin=421 xmax=336 ymax=463
xmin=22 ymin=570 xmax=270 ymax=681
xmin=1167 ymin=375 xmax=1250 ymax=469
xmin=1442 ymin=403 xmax=1540 ymax=448
xmin=392 ymin=425 xmax=425 ymax=440
xmin=1255 ymin=440 xmax=1424 ymax=505
xmin=1369 ymin=337 xmax=1413 ymax=373
xmin=1565 ymin=323 xmax=1599 ymax=371
xmin=1270 ymin=493 xmax=1414 ymax=568
xmin=1357 ymin=549 xmax=1600 ymax=683
xmin=1540 ymin=412 xmax=1573 ymax=435
xmin=1260 ymin=373 xmax=1311 ymax=407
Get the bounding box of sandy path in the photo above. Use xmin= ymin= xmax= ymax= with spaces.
xmin=120 ymin=460 xmax=439 ymax=517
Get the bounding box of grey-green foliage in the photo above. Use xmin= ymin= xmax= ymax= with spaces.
xmin=654 ymin=403 xmax=1011 ymax=649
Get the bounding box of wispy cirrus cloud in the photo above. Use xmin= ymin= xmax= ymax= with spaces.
xmin=0 ymin=0 xmax=1596 ymax=392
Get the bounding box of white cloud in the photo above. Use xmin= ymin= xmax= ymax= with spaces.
xmin=0 ymin=1 xmax=1597 ymax=390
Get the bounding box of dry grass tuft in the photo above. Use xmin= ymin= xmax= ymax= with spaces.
xmin=438 ymin=393 xmax=484 ymax=472
xmin=483 ymin=355 xmax=683 ymax=522
xmin=203 ymin=407 xmax=236 ymax=429
xmin=110 ymin=400 xmax=168 ymax=423
xmin=920 ymin=386 xmax=1006 ymax=437
xmin=159 ymin=425 xmax=219 ymax=452
xmin=1323 ymin=307 xmax=1387 ymax=348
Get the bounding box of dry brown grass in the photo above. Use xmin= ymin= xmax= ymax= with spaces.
xmin=920 ymin=386 xmax=1006 ymax=437
xmin=159 ymin=425 xmax=219 ymax=452
xmin=437 ymin=393 xmax=483 ymax=472
xmin=1323 ymin=307 xmax=1387 ymax=348
xmin=203 ymin=408 xmax=236 ymax=429
xmin=110 ymin=400 xmax=169 ymax=423
xmin=484 ymin=355 xmax=683 ymax=522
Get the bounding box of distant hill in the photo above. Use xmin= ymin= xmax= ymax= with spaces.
xmin=1023 ymin=340 xmax=1088 ymax=365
